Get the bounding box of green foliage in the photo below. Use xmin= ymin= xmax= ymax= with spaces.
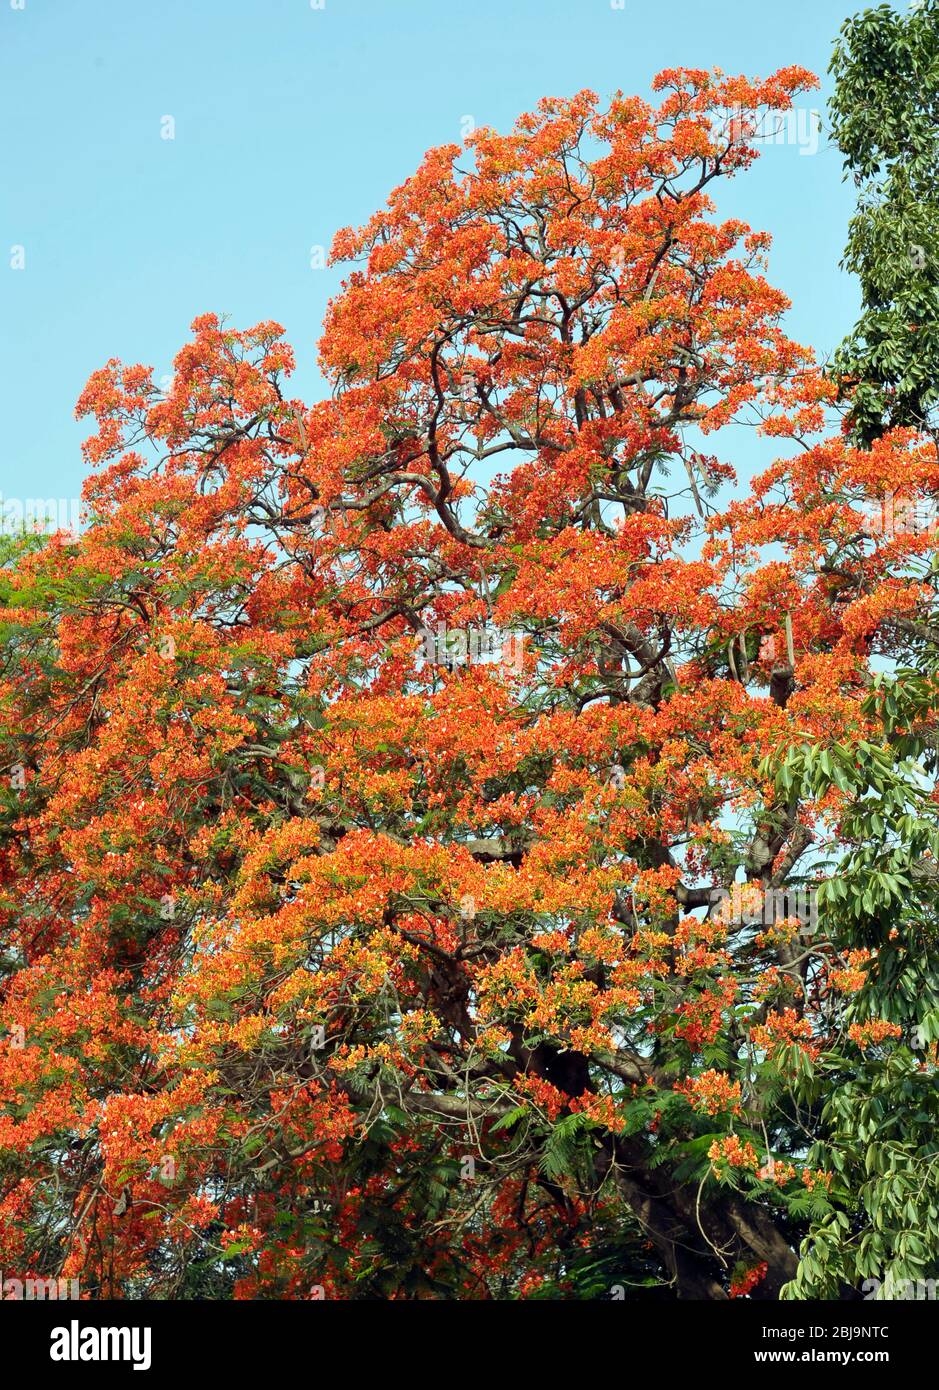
xmin=830 ymin=0 xmax=939 ymax=443
xmin=773 ymin=662 xmax=939 ymax=1299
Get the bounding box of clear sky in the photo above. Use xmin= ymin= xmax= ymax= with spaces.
xmin=1 ymin=0 xmax=873 ymax=515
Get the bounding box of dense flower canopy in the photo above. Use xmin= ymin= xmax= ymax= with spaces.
xmin=1 ymin=66 xmax=937 ymax=1301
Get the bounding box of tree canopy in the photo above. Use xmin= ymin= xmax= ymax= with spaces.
xmin=1 ymin=60 xmax=937 ymax=1301
xmin=830 ymin=0 xmax=939 ymax=444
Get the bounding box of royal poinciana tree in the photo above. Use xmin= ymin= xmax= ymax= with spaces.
xmin=2 ymin=66 xmax=938 ymax=1301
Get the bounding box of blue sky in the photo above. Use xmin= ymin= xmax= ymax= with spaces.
xmin=1 ymin=0 xmax=873 ymax=513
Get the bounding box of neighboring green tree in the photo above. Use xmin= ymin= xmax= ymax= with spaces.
xmin=778 ymin=660 xmax=939 ymax=1300
xmin=830 ymin=0 xmax=939 ymax=445
xmin=800 ymin=1 xmax=939 ymax=1300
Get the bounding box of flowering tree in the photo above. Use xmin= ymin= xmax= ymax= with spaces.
xmin=1 ymin=66 xmax=937 ymax=1301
